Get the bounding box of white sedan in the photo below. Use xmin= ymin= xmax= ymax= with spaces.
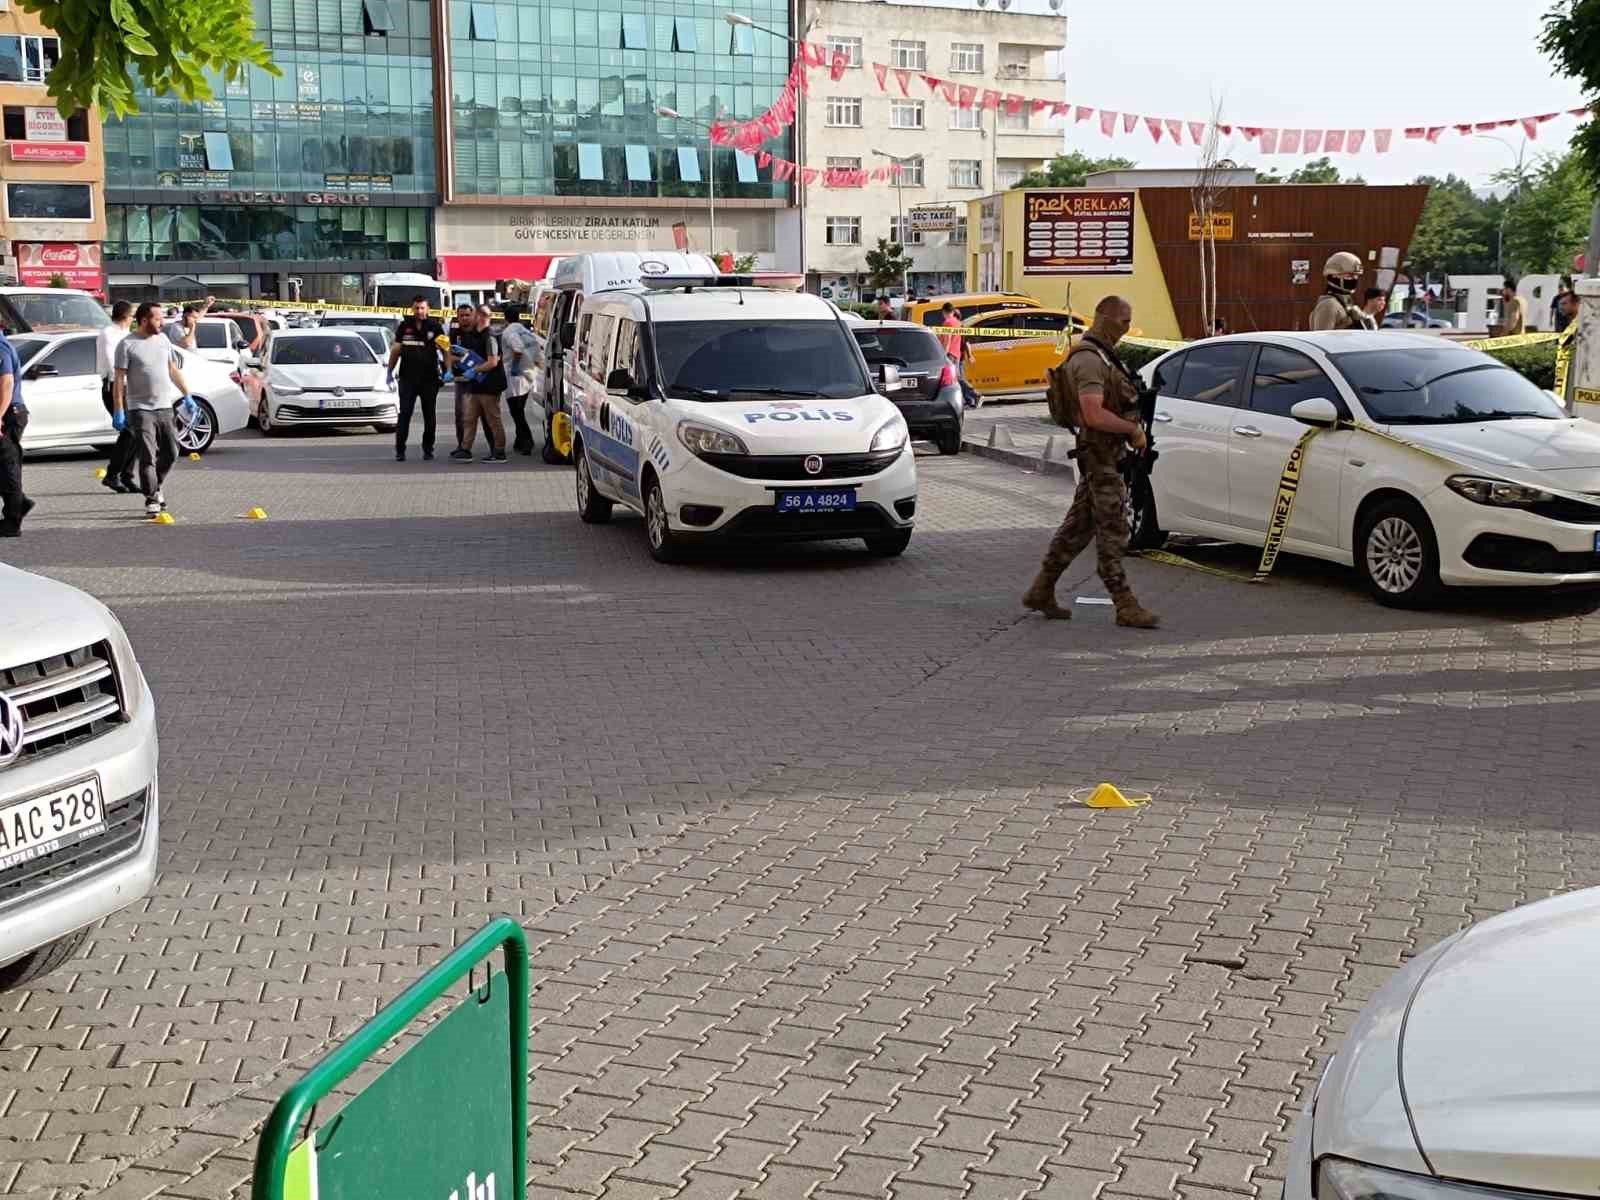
xmin=1135 ymin=331 xmax=1600 ymax=605
xmin=1285 ymin=886 xmax=1600 ymax=1200
xmin=241 ymin=330 xmax=398 ymax=435
xmin=8 ymin=330 xmax=249 ymax=455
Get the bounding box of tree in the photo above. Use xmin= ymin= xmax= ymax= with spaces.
xmin=1013 ymin=152 xmax=1136 ymax=189
xmin=1541 ymin=2 xmax=1600 ymax=184
xmin=1256 ymin=158 xmax=1367 ymax=185
xmin=47 ymin=274 xmax=68 ymax=288
xmin=1501 ymin=150 xmax=1594 ymax=274
xmin=1407 ymin=174 xmax=1500 ymax=277
xmin=865 ymin=238 xmax=913 ymax=291
xmin=20 ymin=0 xmax=279 ymax=117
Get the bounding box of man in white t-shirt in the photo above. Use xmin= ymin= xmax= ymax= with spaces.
xmin=97 ymin=301 xmax=136 ymax=494
xmin=498 ymin=302 xmax=537 ymax=455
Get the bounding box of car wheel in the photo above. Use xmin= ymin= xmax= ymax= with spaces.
xmin=644 ymin=476 xmax=685 ymax=563
xmin=574 ymin=448 xmax=612 ymax=524
xmin=173 ymin=398 xmax=216 ymax=455
xmin=1356 ymin=497 xmax=1441 ymax=608
xmin=257 ymin=401 xmax=281 ymax=437
xmin=0 ymin=927 xmax=89 ymax=990
xmin=864 ymin=528 xmax=913 ymax=557
xmin=936 ymin=428 xmax=963 ymax=456
xmin=1125 ymin=473 xmax=1168 ymax=551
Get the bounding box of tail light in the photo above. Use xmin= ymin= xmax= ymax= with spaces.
xmin=939 ymin=363 xmax=957 ymax=388
xmin=230 ymin=370 xmax=242 ymax=386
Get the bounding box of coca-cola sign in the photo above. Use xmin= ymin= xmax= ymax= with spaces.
xmin=15 ymin=242 xmax=103 ymax=293
xmin=6 ymin=142 xmax=87 ymax=164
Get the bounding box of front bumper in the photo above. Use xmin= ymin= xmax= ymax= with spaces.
xmin=1430 ymin=488 xmax=1600 ymax=587
xmin=269 ymin=398 xmax=399 ymax=425
xmin=667 ymin=443 xmax=918 ymax=540
xmin=0 ymin=668 xmax=159 ymax=969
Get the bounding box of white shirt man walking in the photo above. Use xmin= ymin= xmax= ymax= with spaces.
xmin=97 ymin=301 xmax=136 ymax=494
xmin=114 ymin=302 xmax=193 ymax=517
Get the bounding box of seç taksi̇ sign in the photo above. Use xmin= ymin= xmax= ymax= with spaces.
xmin=1022 ymin=190 xmax=1135 ymax=276
xmin=15 ymin=242 xmax=104 ymax=293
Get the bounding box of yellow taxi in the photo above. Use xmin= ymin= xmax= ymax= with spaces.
xmin=958 ymin=308 xmax=1088 ymax=398
xmin=903 ymin=292 xmax=1040 ymax=328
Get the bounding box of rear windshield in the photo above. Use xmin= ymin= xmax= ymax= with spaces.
xmin=0 ymin=291 xmax=109 ymax=333
xmin=655 ymin=319 xmax=871 ymax=401
xmin=1331 ymin=346 xmax=1564 ymax=424
xmin=852 ymin=328 xmax=946 ymax=367
xmin=272 ymin=335 xmax=376 ymax=366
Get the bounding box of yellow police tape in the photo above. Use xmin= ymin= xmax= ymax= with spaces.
xmin=232 ymin=297 xmax=408 ymax=315
xmin=1134 ymin=547 xmax=1255 ymax=582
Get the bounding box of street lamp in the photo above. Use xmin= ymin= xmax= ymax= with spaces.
xmin=659 ymin=106 xmax=717 ymax=255
xmin=1475 ymin=134 xmax=1529 ymax=277
xmin=873 ymin=148 xmax=923 ymax=296
xmin=726 ymin=10 xmax=813 ymax=281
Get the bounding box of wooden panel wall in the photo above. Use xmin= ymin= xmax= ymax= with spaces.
xmin=1139 ymin=184 xmax=1429 ymax=338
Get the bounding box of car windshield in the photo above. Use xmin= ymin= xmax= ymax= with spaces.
xmin=1332 ymin=347 xmax=1565 ymax=424
xmin=0 ymin=292 xmax=109 ymax=332
xmin=852 ymin=328 xmax=945 ymax=368
xmin=9 ymin=337 xmax=48 ymax=367
xmin=356 ymin=329 xmax=388 ymax=355
xmin=655 ymin=319 xmax=870 ymax=400
xmin=272 ymin=335 xmax=376 ymax=366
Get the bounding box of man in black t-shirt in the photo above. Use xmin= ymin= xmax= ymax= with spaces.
xmin=387 ymin=295 xmax=446 ymax=461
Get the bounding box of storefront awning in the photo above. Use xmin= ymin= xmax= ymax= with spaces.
xmin=437 ymin=254 xmax=556 ymax=285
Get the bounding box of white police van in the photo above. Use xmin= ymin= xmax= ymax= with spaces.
xmin=570 ymin=275 xmax=918 ymax=562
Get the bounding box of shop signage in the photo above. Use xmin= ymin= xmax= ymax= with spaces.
xmin=1022 ymin=190 xmax=1135 ymax=275
xmin=507 ymin=210 xmax=664 ymax=247
xmin=322 ymin=174 xmax=392 ymax=193
xmin=24 ymin=107 xmax=67 ymax=142
xmin=1187 ymin=211 xmax=1234 ymax=241
xmin=910 ymin=206 xmax=959 ymax=232
xmin=191 ymin=190 xmax=374 ymax=205
xmin=7 ymin=142 xmax=87 ymax=163
xmin=15 ymin=242 xmax=103 ymax=292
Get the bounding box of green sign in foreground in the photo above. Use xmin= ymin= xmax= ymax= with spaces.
xmin=253 ymin=918 xmax=529 ymax=1200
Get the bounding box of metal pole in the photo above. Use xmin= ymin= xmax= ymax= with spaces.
xmin=896 ymin=171 xmax=906 ymax=295
xmin=708 ymin=126 xmax=717 ymax=255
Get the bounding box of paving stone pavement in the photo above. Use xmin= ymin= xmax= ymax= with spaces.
xmin=1 ymin=429 xmax=1597 ymax=1199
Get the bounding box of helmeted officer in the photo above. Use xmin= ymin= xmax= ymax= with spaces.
xmin=1310 ymin=252 xmax=1365 ymax=331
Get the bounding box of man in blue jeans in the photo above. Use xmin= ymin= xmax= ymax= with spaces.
xmin=0 ymin=329 xmax=33 ymax=537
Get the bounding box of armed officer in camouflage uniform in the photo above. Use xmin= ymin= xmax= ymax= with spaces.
xmin=1022 ymin=295 xmax=1159 ymax=629
xmin=1310 ymin=251 xmax=1365 ymax=331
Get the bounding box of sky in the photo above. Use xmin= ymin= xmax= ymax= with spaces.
xmin=1058 ymin=2 xmax=1588 ymax=188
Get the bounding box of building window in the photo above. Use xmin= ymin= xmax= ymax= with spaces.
xmin=889 ymin=100 xmax=924 ymax=130
xmin=826 ymin=217 xmax=861 ymax=246
xmin=621 ymin=13 xmax=647 ymax=48
xmin=826 ymin=155 xmax=862 ymax=186
xmin=624 ymin=144 xmax=652 ymax=182
xmin=824 ymin=36 xmax=862 ymax=68
xmin=361 ymin=0 xmax=393 ymax=34
xmin=0 ymin=36 xmax=62 ymax=84
xmin=735 ymin=151 xmax=758 ymax=183
xmin=950 ymin=106 xmax=981 ymax=131
xmin=949 ymin=159 xmax=981 ymax=188
xmin=896 ymin=157 xmax=924 ymax=186
xmin=889 ymin=217 xmax=924 ymax=246
xmin=676 ymin=145 xmax=702 ymax=182
xmin=950 ymin=218 xmax=968 ymax=245
xmin=577 ymin=142 xmax=604 ymax=181
xmin=999 ymin=107 xmax=1030 ymax=131
xmin=203 ymin=131 xmax=235 ymax=171
xmin=672 ymin=16 xmax=697 ymax=51
xmin=997 ymin=164 xmax=1026 ymax=189
xmin=999 ymin=47 xmax=1030 ymax=77
xmin=730 ymin=23 xmax=754 ymax=54
xmin=950 ymin=43 xmax=983 ymax=74
xmin=468 ymin=3 xmax=496 ymax=39
xmin=827 ymin=97 xmax=862 ymax=128
xmin=890 ymin=40 xmax=926 ymax=71
xmin=5 ymin=182 xmax=93 ymax=221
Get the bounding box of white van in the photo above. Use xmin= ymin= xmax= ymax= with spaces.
xmin=532 ymin=251 xmax=717 ymax=463
xmin=569 ymin=275 xmax=918 ymax=562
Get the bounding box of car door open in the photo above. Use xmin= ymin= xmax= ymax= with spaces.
xmin=1153 ymin=342 xmax=1253 ymax=530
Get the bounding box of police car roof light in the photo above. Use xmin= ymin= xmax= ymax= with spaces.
xmin=639 ymin=274 xmax=756 ymax=291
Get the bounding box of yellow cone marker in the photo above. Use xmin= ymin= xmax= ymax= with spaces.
xmin=243 ymin=507 xmax=268 ymax=520
xmin=1082 ymin=782 xmax=1150 ymax=809
xmin=188 ymin=452 xmax=201 ymax=461
xmin=151 ymin=512 xmax=176 ymax=525
xmin=94 ymin=467 xmax=107 ymax=479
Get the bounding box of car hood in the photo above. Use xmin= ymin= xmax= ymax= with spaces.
xmin=0 ymin=563 xmax=119 ymax=663
xmin=1381 ymin=419 xmax=1600 ymax=494
xmin=1403 ymin=887 xmax=1600 ymax=1195
xmin=673 ymin=393 xmax=901 ymax=453
xmin=269 ymin=363 xmax=386 ymax=390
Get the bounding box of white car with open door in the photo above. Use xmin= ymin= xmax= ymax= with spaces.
xmin=241 ymin=329 xmax=398 ymax=434
xmin=7 ymin=330 xmax=249 ymax=455
xmin=184 ymin=317 xmax=249 ymax=370
xmin=1134 ymin=331 xmax=1600 ymax=606
xmin=568 ymin=275 xmax=918 ymax=562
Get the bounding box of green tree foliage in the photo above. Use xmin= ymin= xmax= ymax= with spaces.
xmin=1257 ymin=158 xmax=1366 ymax=185
xmin=20 ymin=0 xmax=279 ymax=117
xmin=1407 ymin=174 xmax=1501 ymax=277
xmin=865 ymin=238 xmax=913 ymax=291
xmin=1014 ymin=152 xmax=1136 ymax=189
xmin=1541 ymin=2 xmax=1600 ymax=184
xmin=1501 ymin=151 xmax=1594 ymax=273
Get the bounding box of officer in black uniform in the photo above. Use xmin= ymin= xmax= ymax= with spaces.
xmin=387 ymin=294 xmax=446 ymax=461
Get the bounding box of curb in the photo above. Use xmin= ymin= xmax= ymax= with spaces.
xmin=960 ymin=438 xmax=1076 ymax=477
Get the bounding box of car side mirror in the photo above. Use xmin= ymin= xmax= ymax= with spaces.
xmin=606 ymin=367 xmax=647 ymax=400
xmin=1290 ymin=397 xmax=1340 ymax=428
xmin=876 ymin=364 xmax=902 ymax=394
xmin=26 ymin=363 xmax=58 ymax=379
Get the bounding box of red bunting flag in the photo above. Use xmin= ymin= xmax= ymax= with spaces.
xmin=1052 ymin=102 xmax=1071 ymax=118
xmin=1522 ymin=116 xmax=1539 ymax=139
xmin=1075 ymin=105 xmax=1095 ymax=122
xmin=1099 ymin=109 xmax=1117 ymax=136
xmin=1453 ymin=124 xmax=1473 ymax=136
xmin=982 ymin=89 xmax=1001 ymax=110
xmin=1164 ymin=118 xmax=1183 ymax=142
xmin=802 ymin=167 xmax=819 ymax=184
xmin=1280 ymin=128 xmax=1301 ymax=153
xmin=773 ymin=159 xmax=795 ymax=181
xmin=1571 ymin=107 xmax=1591 ymax=118
xmin=873 ymin=62 xmax=887 ymax=91
xmin=958 ymin=84 xmax=977 ymax=109
xmin=1425 ymin=127 xmax=1443 ymax=143
xmin=1189 ymin=121 xmax=1205 ymax=144
xmin=923 ymin=74 xmax=941 ymax=95
xmin=941 ymin=80 xmax=957 ymax=104
xmin=1218 ymin=124 xmax=1232 ymax=135
xmin=830 ymin=51 xmax=848 ymax=82
xmin=1304 ymin=129 xmax=1322 ymax=154
xmin=1365 ymin=130 xmax=1383 ymax=152
xmin=1144 ymin=116 xmax=1163 ymax=142
xmin=1475 ymin=121 xmax=1499 ymax=132
xmin=1324 ymin=129 xmax=1345 ymax=153
xmin=1537 ymin=112 xmax=1560 ymax=122
xmin=871 ymin=166 xmax=887 ymax=181
xmin=894 ymin=69 xmax=912 ymax=96
xmin=1239 ymin=126 xmax=1262 ymax=140
xmin=757 ymin=151 xmax=772 ymax=168
xmin=1259 ymin=128 xmax=1279 ymax=153
xmin=1403 ymin=127 xmax=1426 ymax=139
xmin=1033 ymin=99 xmax=1053 ymax=117
xmin=1004 ymin=93 xmax=1024 ymax=115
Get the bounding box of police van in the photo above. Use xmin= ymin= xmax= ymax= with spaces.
xmin=569 ymin=275 xmax=918 ymax=562
xmin=532 ymin=251 xmax=717 ymax=463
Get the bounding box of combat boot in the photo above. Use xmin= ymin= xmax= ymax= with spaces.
xmin=1113 ymin=595 xmax=1160 ymax=629
xmin=1022 ymin=573 xmax=1071 ymax=619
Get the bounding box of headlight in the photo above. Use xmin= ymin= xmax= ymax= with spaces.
xmin=677 ymin=422 xmax=748 ymax=456
xmin=1319 ymin=1159 xmax=1531 ymax=1200
xmin=103 ymin=611 xmax=144 ymax=718
xmin=272 ymin=384 xmax=304 ymax=396
xmin=1445 ymin=475 xmax=1553 ymax=507
xmin=869 ymin=413 xmax=909 ymax=453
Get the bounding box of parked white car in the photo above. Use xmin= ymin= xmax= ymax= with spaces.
xmin=8 ymin=330 xmax=250 ymax=455
xmin=569 ymin=275 xmax=917 ymax=561
xmin=0 ymin=563 xmax=158 ymax=989
xmin=1285 ymin=886 xmax=1600 ymax=1200
xmin=1136 ymin=331 xmax=1600 ymax=605
xmin=182 ymin=317 xmax=249 ymax=371
xmin=241 ymin=329 xmax=398 ymax=434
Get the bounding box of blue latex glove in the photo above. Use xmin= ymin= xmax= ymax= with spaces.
xmin=385 ymin=367 xmax=396 ymax=388
xmin=111 ymin=410 xmax=126 ymax=432
xmin=181 ymin=395 xmax=198 ymax=418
